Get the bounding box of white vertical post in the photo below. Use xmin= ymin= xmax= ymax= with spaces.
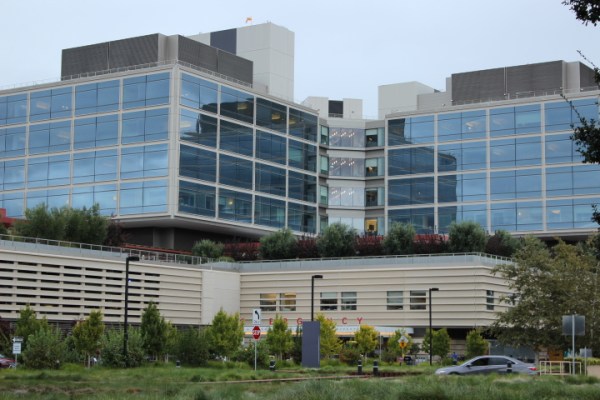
xmin=572 ymin=314 xmax=576 ymax=375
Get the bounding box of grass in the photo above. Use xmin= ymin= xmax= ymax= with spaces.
xmin=1 ymin=364 xmax=600 ymax=399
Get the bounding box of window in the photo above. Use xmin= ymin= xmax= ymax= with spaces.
xmin=256 ymin=98 xmax=287 ymax=133
xmin=320 ymin=292 xmax=338 ymax=311
xmin=122 ymin=108 xmax=169 ymax=144
xmin=179 ymin=110 xmax=217 ymax=148
xmin=486 ymin=290 xmax=495 ymax=310
xmin=119 ymin=180 xmax=167 ymax=215
xmin=75 ymin=80 xmax=119 ymax=116
xmin=179 ymin=145 xmax=216 ymax=182
xmin=180 ymin=73 xmax=218 ymax=113
xmin=287 ymin=202 xmax=316 ymax=233
xmin=122 ymin=72 xmax=170 ymax=109
xmin=220 ymin=86 xmax=254 ymax=124
xmin=30 ymin=87 xmax=72 ymax=121
xmin=219 ymin=155 xmax=252 ymax=190
xmin=178 ymin=180 xmax=215 ymax=217
xmin=279 ymin=293 xmax=296 ymax=311
xmin=365 ymin=127 xmax=384 ymax=147
xmin=260 ymin=293 xmax=276 ymax=311
xmin=220 ymin=120 xmax=253 ymax=157
xmin=409 ymin=290 xmax=427 ymax=310
xmin=387 ymin=291 xmax=404 ymax=310
xmin=341 ymin=292 xmax=357 ymax=311
xmin=218 ymin=189 xmax=252 ymax=222
xmin=289 ymin=108 xmax=317 ymax=141
xmin=254 ymin=196 xmax=285 ymax=228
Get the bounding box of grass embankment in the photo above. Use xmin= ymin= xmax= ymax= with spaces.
xmin=1 ymin=363 xmax=600 ymax=399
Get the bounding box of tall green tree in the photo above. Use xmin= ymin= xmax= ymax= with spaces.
xmin=422 ymin=328 xmax=451 ymax=360
xmin=260 ymin=229 xmax=298 ymax=260
xmin=315 ymin=313 xmax=342 ymax=358
xmin=140 ymin=302 xmax=168 ymax=360
xmin=317 ymin=223 xmax=356 ymax=258
xmin=15 ymin=305 xmax=49 ymax=351
xmin=465 ymin=329 xmax=488 ymax=358
xmin=266 ymin=315 xmax=293 ymax=360
xmin=448 ymin=221 xmax=487 ymax=253
xmin=353 ymin=325 xmax=379 ymax=360
xmin=383 ymin=223 xmax=415 ymax=255
xmin=100 ymin=327 xmax=144 ymax=368
xmin=206 ymin=309 xmax=244 ymax=361
xmin=492 ymin=237 xmax=600 ymax=353
xmin=72 ymin=310 xmax=104 ymax=367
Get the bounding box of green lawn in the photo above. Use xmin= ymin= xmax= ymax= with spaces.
xmin=1 ymin=363 xmax=599 ymax=399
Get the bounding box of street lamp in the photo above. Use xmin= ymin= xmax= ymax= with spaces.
xmin=311 ymin=274 xmax=323 ymax=321
xmin=123 ymin=255 xmax=140 ymax=367
xmin=429 ymin=287 xmax=439 ymax=366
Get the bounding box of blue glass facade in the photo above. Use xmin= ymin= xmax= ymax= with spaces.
xmin=0 ymin=53 xmax=598 ymax=245
xmin=386 ymin=96 xmax=600 ymax=235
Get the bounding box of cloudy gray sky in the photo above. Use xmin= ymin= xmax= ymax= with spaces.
xmin=1 ymin=0 xmax=598 ymax=117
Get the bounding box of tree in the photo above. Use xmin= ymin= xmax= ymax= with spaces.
xmin=353 ymin=325 xmax=379 ymax=360
xmin=422 ymin=328 xmax=451 ymax=360
xmin=13 ymin=204 xmax=109 ymax=244
xmin=140 ymin=302 xmax=168 ymax=360
xmin=72 ymin=310 xmax=104 ymax=367
xmin=260 ymin=229 xmax=298 ymax=260
xmin=465 ymin=329 xmax=488 ymax=358
xmin=206 ymin=309 xmax=244 ymax=360
xmin=448 ymin=221 xmax=487 ymax=253
xmin=192 ymin=239 xmax=224 ymax=259
xmin=22 ymin=327 xmax=66 ymax=369
xmin=317 ymin=223 xmax=356 ymax=258
xmin=104 ymin=219 xmax=128 ymax=247
xmin=564 ymin=0 xmax=600 ymax=26
xmin=492 ymin=237 xmax=600 ymax=353
xmin=383 ymin=223 xmax=415 ymax=255
xmin=266 ymin=315 xmax=293 ymax=360
xmin=316 ymin=313 xmax=342 ymax=358
xmin=15 ymin=305 xmax=49 ymax=351
xmin=485 ymin=230 xmax=520 ymax=257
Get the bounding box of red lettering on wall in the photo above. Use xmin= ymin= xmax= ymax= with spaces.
xmin=356 ymin=317 xmax=363 ymax=324
xmin=297 ymin=318 xmax=303 ymax=325
xmin=341 ymin=317 xmax=348 ymax=325
xmin=269 ymin=318 xmax=273 ymax=325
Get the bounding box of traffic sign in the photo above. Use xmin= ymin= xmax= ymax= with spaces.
xmin=398 ymin=335 xmax=409 ymax=349
xmin=252 ymin=309 xmax=261 ymax=325
xmin=252 ymin=325 xmax=261 ymax=340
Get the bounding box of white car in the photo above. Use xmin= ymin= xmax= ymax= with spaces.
xmin=435 ymin=355 xmax=537 ymax=375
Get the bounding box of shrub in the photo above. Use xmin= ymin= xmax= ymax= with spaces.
xmin=355 ymin=235 xmax=384 ymax=256
xmin=383 ymin=223 xmax=416 ymax=255
xmin=297 ymin=235 xmax=319 ymax=258
xmin=413 ymin=234 xmax=449 ymax=254
xmin=174 ymin=327 xmax=209 ymax=366
xmin=339 ymin=343 xmax=361 ymax=365
xmin=317 ymin=223 xmax=356 ymax=258
xmin=100 ymin=327 xmax=144 ymax=368
xmin=22 ymin=327 xmax=66 ymax=369
xmin=232 ymin=341 xmax=269 ymax=368
xmin=485 ymin=230 xmax=520 ymax=257
xmin=192 ymin=239 xmax=224 ymax=259
xmin=448 ymin=221 xmax=487 ymax=253
xmin=465 ymin=329 xmax=488 ymax=358
xmin=259 ymin=229 xmax=297 ymax=260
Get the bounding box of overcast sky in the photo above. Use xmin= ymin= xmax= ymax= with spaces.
xmin=1 ymin=0 xmax=599 ymax=117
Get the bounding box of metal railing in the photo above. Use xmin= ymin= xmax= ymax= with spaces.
xmin=539 ymin=360 xmax=583 ymax=375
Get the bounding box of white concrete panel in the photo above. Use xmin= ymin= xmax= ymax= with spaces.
xmin=201 ymin=270 xmax=241 ymax=324
xmin=378 ymin=81 xmax=435 ymax=118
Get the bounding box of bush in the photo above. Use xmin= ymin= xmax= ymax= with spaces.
xmin=297 ymin=236 xmax=319 ymax=258
xmin=317 ymin=223 xmax=356 ymax=258
xmin=22 ymin=327 xmax=66 ymax=369
xmin=259 ymin=229 xmax=297 ymax=260
xmin=232 ymin=341 xmax=270 ymax=368
xmin=192 ymin=239 xmax=224 ymax=259
xmin=355 ymin=235 xmax=383 ymax=256
xmin=339 ymin=344 xmax=361 ymax=365
xmin=485 ymin=230 xmax=520 ymax=257
xmin=383 ymin=223 xmax=416 ymax=255
xmin=413 ymin=234 xmax=449 ymax=254
xmin=100 ymin=327 xmax=144 ymax=368
xmin=448 ymin=221 xmax=487 ymax=253
xmin=174 ymin=327 xmax=209 ymax=366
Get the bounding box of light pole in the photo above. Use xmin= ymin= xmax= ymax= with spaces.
xmin=311 ymin=274 xmax=323 ymax=321
xmin=123 ymin=255 xmax=140 ymax=367
xmin=429 ymin=287 xmax=439 ymax=366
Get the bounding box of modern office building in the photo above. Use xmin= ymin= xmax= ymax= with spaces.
xmin=0 ymin=22 xmax=599 ymax=252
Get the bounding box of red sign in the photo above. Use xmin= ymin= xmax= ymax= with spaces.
xmin=252 ymin=326 xmax=261 ymax=340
